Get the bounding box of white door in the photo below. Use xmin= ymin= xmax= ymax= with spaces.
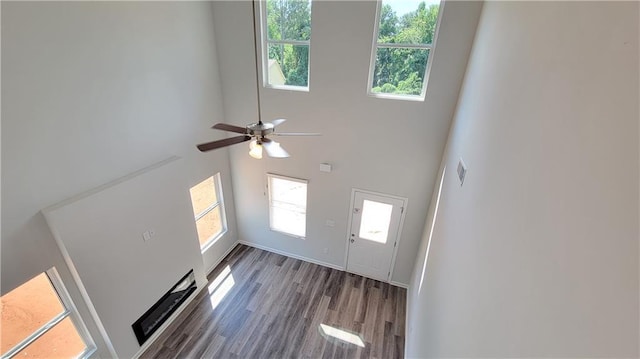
xmin=346 ymin=190 xmax=406 ymax=282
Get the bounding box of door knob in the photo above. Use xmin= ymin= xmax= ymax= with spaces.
xmin=350 ymin=238 xmax=355 ymax=243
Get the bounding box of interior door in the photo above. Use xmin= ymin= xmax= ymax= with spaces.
xmin=346 ymin=190 xmax=406 ymax=282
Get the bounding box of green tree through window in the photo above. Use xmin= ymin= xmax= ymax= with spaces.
xmin=371 ymin=1 xmax=441 ymax=97
xmin=264 ymin=0 xmax=311 ymax=88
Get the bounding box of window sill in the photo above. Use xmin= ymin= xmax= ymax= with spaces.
xmin=270 ymin=228 xmax=306 ymax=240
xmin=80 ymin=346 xmax=97 ymax=359
xmin=368 ymin=92 xmax=425 ymax=102
xmin=200 ymin=229 xmax=228 ymax=253
xmin=265 ymin=84 xmax=309 ymax=92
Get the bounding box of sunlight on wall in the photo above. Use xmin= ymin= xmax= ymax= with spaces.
xmin=319 ymin=324 xmax=365 ymax=347
xmin=208 ymin=266 xmax=235 ymax=310
xmin=418 ymin=167 xmax=446 ymax=294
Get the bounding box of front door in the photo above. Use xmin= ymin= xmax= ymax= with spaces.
xmin=346 ymin=190 xmax=406 ymax=282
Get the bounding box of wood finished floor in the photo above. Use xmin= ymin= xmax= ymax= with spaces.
xmin=140 ymin=244 xmax=406 ymax=359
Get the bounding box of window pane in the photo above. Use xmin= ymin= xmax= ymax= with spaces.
xmin=268 ymin=175 xmax=307 ymax=238
xmin=269 ymin=177 xmax=307 ymax=207
xmin=189 ymin=177 xmax=218 ymax=217
xmin=270 ymin=206 xmax=306 ymax=237
xmin=377 ymin=0 xmax=441 ymax=45
xmin=267 ymin=44 xmax=309 ymax=87
xmin=266 ymin=0 xmax=311 ymax=41
xmin=14 ymin=317 xmax=87 ymax=359
xmin=371 ymin=47 xmax=429 ymax=96
xmin=1 ymin=273 xmax=65 ymax=354
xmin=195 ymin=206 xmax=224 ymax=247
xmin=358 ymin=200 xmax=393 ymax=243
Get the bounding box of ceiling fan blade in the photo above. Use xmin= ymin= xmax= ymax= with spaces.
xmin=271 ymin=132 xmax=322 ymax=136
xmin=197 ymin=135 xmax=251 ymax=152
xmin=212 ymin=123 xmax=248 ymax=134
xmin=270 ymin=118 xmax=287 ymax=127
xmin=262 ymin=139 xmax=290 ymax=158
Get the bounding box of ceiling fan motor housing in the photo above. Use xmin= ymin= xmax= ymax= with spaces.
xmin=247 ymin=122 xmax=275 ymax=140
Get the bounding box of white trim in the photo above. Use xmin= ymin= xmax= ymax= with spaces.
xmin=258 ymin=0 xmax=269 ymax=87
xmin=344 ymin=188 xmax=408 ymax=284
xmin=47 ymin=267 xmax=97 ymax=359
xmin=205 ymin=240 xmax=241 ymax=276
xmin=238 ymin=240 xmax=344 ymax=271
xmin=366 ymin=0 xmax=445 ymax=100
xmin=365 ymin=0 xmax=383 ymax=98
xmin=377 ymin=43 xmax=432 ymax=50
xmin=368 ymin=92 xmax=425 ymax=102
xmin=264 ymin=84 xmax=310 ymax=92
xmin=42 ymin=214 xmax=119 ymax=358
xmin=238 ymin=241 xmax=408 ymax=289
xmin=390 ymin=281 xmax=409 ymax=289
xmin=258 ymin=0 xmax=313 ymax=90
xmin=418 ymin=0 xmax=446 ymax=100
xmin=198 ymin=173 xmax=229 ymax=253
xmin=267 ymin=39 xmax=309 ymax=46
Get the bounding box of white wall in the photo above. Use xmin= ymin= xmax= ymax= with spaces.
xmin=407 ymin=1 xmax=639 ymax=357
xmin=43 ymin=158 xmax=208 ymax=358
xmin=212 ymin=0 xmax=482 ymax=285
xmin=2 ymin=2 xmax=238 ymax=356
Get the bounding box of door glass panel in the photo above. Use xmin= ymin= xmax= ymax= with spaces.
xmin=358 ymin=200 xmax=393 ymax=243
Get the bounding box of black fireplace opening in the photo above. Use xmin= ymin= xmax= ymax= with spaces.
xmin=132 ymin=269 xmax=197 ymax=346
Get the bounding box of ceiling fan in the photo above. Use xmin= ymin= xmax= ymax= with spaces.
xmin=196 ymin=0 xmax=319 ymax=159
xmin=196 ymin=119 xmax=319 ymax=159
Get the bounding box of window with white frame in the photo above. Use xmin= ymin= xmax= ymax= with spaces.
xmin=368 ymin=0 xmax=442 ymax=99
xmin=0 ymin=268 xmax=96 ymax=359
xmin=267 ymin=174 xmax=307 ymax=238
xmin=189 ymin=173 xmax=227 ymax=250
xmin=260 ymin=0 xmax=312 ymax=89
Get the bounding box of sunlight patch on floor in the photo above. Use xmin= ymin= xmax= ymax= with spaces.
xmin=319 ymin=324 xmax=365 ymax=347
xmin=208 ymin=265 xmax=234 ymax=310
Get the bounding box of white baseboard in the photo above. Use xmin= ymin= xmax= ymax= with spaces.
xmin=390 ymin=280 xmax=409 ymax=289
xmin=237 ymin=240 xmax=344 ymax=271
xmin=133 ymin=241 xmax=240 ymax=359
xmin=238 ymin=241 xmax=410 ymax=289
xmin=206 ymin=240 xmax=240 ymax=276
xmin=131 ymin=284 xmax=205 ymax=359
xmin=132 ymin=240 xmax=408 ymax=358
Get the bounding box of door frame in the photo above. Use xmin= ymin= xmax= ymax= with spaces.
xmin=343 ymin=188 xmax=408 ymax=282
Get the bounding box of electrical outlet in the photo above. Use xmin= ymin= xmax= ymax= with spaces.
xmin=142 ymin=229 xmax=155 ymax=242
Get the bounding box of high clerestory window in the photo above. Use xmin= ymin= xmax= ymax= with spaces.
xmin=368 ymin=0 xmax=443 ymax=100
xmin=260 ymin=0 xmax=312 ymax=90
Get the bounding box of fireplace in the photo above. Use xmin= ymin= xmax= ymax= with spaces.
xmin=132 ymin=269 xmax=196 ymax=345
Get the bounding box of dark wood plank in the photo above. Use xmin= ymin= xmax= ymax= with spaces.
xmin=140 ymin=244 xmax=406 ymax=358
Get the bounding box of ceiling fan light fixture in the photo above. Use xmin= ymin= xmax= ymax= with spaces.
xmin=249 ymin=139 xmax=263 ymax=159
xmin=194 ymin=1 xmax=319 ymax=156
